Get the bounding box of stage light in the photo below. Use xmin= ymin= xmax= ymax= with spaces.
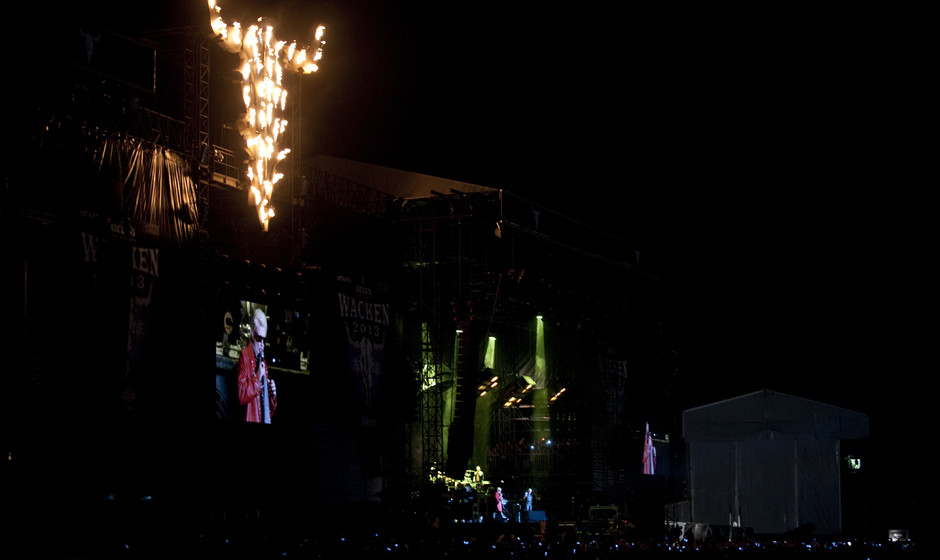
xmin=500 ymin=375 xmax=536 ymax=406
xmin=522 ymin=375 xmax=535 ymax=391
xmin=478 ymin=375 xmax=498 ymax=397
xmin=484 ymin=336 xmax=496 ymax=369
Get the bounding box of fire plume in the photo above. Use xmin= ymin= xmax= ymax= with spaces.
xmin=207 ymin=0 xmax=326 ymax=231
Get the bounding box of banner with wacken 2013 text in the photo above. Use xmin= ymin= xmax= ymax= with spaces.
xmin=335 ymin=274 xmax=392 ymax=428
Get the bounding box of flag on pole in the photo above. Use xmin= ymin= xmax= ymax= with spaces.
xmin=643 ymin=422 xmax=656 ymax=475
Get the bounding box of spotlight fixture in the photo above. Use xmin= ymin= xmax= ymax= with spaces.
xmin=477 ymin=375 xmax=498 ymax=397
xmin=501 ymin=375 xmax=535 ymax=407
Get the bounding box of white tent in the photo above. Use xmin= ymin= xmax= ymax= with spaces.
xmin=682 ymin=390 xmax=868 ymax=535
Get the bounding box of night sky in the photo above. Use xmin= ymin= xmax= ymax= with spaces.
xmin=195 ymin=0 xmax=932 ymax=420
xmin=50 ymin=0 xmax=935 ymax=524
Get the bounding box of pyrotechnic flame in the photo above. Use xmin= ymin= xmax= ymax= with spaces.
xmin=207 ymin=0 xmax=326 ymax=231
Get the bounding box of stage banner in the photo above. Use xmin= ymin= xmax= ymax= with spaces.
xmin=80 ymin=228 xmax=156 ymax=414
xmin=335 ymin=274 xmax=392 ymax=429
xmin=125 ymin=244 xmax=160 ymax=412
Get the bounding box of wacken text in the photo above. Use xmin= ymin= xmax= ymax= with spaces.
xmin=131 ymin=246 xmax=159 ymax=278
xmin=337 ymin=293 xmax=390 ymax=327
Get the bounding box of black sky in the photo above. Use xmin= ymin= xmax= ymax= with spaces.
xmin=87 ymin=0 xmax=931 ymax=417
xmin=60 ymin=0 xmax=935 ymax=513
xmin=231 ymin=1 xmax=934 ymax=413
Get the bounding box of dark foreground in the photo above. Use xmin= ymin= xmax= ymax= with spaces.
xmin=6 ymin=507 xmax=929 ymax=560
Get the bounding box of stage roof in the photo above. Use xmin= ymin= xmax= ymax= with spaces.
xmin=309 ymin=154 xmax=501 ymax=201
xmin=683 ymin=389 xmax=869 ymax=442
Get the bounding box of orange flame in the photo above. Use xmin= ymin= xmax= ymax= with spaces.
xmin=207 ymin=1 xmax=326 ymax=231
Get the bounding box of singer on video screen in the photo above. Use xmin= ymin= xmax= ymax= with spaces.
xmin=237 ymin=307 xmax=278 ymax=423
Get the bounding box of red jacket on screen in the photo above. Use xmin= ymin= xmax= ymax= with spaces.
xmin=237 ymin=345 xmax=277 ymax=423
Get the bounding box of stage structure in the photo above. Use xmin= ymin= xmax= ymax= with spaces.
xmin=296 ymin=155 xmax=679 ymax=511
xmin=8 ymin=6 xmax=683 ymax=535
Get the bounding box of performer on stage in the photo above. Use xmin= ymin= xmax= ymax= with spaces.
xmin=492 ymin=486 xmax=508 ymax=521
xmin=523 ymin=488 xmax=534 ymax=512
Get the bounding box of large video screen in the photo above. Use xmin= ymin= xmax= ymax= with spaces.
xmin=214 ymin=299 xmax=312 ymax=425
xmin=206 ymin=264 xmax=415 ymax=504
xmin=209 ymin=268 xmax=405 ymax=431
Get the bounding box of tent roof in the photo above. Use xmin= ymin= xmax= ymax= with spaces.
xmin=683 ymin=389 xmax=869 ymax=442
xmin=309 ymin=154 xmax=501 ymax=200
